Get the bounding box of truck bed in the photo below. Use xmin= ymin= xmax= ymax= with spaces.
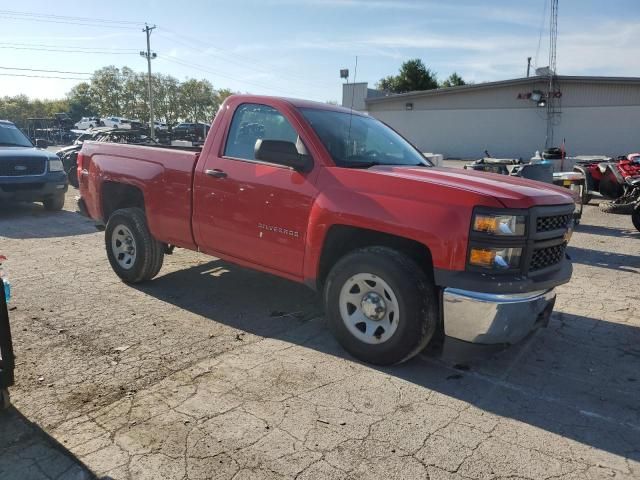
xmin=80 ymin=141 xmax=200 ymax=249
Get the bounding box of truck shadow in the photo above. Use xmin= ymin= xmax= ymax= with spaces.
xmin=575 ymin=222 xmax=639 ymax=239
xmin=0 ymin=406 xmax=97 ymax=479
xmin=0 ymin=202 xmax=96 ymax=239
xmin=568 ymin=246 xmax=640 ymax=273
xmin=134 ymin=260 xmax=640 ymax=462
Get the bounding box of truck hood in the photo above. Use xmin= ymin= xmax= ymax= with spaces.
xmin=369 ymin=165 xmax=574 ymax=209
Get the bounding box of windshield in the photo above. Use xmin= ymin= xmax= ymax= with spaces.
xmin=300 ymin=108 xmax=429 ymax=168
xmin=0 ymin=123 xmax=33 ymax=147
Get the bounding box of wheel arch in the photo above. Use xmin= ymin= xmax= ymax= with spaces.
xmin=315 ymin=224 xmax=434 ymax=291
xmin=101 ymin=181 xmax=146 ymax=222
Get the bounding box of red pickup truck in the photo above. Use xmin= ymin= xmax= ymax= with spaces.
xmin=78 ymin=95 xmax=575 ymax=365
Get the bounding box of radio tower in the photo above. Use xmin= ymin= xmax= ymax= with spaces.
xmin=546 ymin=0 xmax=559 ymax=147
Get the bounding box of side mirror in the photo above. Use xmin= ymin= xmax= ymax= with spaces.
xmin=35 ymin=138 xmax=48 ymax=149
xmin=254 ymin=139 xmax=312 ymax=173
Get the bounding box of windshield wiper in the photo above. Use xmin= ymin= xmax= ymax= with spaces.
xmin=339 ymin=161 xmax=428 ymax=169
xmin=0 ymin=142 xmax=30 ymax=147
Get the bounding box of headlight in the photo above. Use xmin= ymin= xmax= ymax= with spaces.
xmin=473 ymin=213 xmax=525 ymax=236
xmin=469 ymin=246 xmax=522 ymax=270
xmin=48 ymin=158 xmax=64 ymax=172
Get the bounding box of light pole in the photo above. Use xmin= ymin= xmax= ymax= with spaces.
xmin=141 ymin=24 xmax=157 ymax=139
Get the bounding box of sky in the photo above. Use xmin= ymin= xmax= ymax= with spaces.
xmin=1 ymin=0 xmax=639 ymax=103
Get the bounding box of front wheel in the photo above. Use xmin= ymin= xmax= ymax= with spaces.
xmin=43 ymin=193 xmax=65 ymax=211
xmin=323 ymin=246 xmax=438 ymax=365
xmin=105 ymin=208 xmax=164 ymax=283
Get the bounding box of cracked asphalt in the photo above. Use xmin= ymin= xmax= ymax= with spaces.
xmin=0 ymin=174 xmax=639 ymax=479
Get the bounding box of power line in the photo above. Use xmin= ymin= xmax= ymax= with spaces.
xmin=0 ymin=14 xmax=138 ymax=29
xmin=0 ymin=41 xmax=137 ymax=52
xmin=0 ymin=9 xmax=143 ymax=25
xmin=158 ymin=55 xmax=309 ymax=97
xmin=0 ymin=72 xmax=89 ymax=80
xmin=0 ymin=45 xmax=136 ymax=55
xmin=0 ymin=66 xmax=92 ymax=75
xmin=157 ymin=28 xmax=336 ymax=90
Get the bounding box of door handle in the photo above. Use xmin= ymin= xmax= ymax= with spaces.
xmin=205 ymin=169 xmax=227 ymax=179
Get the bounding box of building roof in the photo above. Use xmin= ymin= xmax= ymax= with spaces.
xmin=365 ymin=75 xmax=640 ymax=105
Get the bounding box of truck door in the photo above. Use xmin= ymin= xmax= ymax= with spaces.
xmin=193 ymin=102 xmax=318 ymax=278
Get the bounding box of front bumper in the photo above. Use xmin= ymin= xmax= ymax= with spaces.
xmin=0 ymin=172 xmax=68 ymax=201
xmin=442 ymin=287 xmax=556 ymax=345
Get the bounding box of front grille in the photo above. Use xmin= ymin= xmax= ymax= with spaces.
xmin=536 ymin=214 xmax=572 ymax=233
xmin=0 ymin=157 xmax=46 ymax=176
xmin=530 ymin=244 xmax=566 ymax=271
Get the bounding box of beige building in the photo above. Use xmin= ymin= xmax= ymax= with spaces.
xmin=343 ymin=76 xmax=640 ymax=159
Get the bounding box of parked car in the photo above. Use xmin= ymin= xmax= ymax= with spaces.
xmin=152 ymin=121 xmax=168 ymax=131
xmin=78 ymin=95 xmax=575 ymax=366
xmin=172 ymin=122 xmax=210 ymax=141
xmin=74 ymin=117 xmax=102 ymax=130
xmin=0 ymin=120 xmax=68 ymax=210
xmin=101 ymin=117 xmax=132 ymax=129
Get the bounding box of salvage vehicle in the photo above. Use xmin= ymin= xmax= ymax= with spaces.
xmin=172 ymin=122 xmax=210 ymax=143
xmin=74 ymin=117 xmax=102 ymax=130
xmin=0 ymin=120 xmax=68 ymax=210
xmin=78 ymin=96 xmax=575 ymax=365
xmin=58 ymin=128 xmax=157 ymax=187
xmin=574 ymin=153 xmax=640 ymax=202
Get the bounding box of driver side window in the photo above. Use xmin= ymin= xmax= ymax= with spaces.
xmin=224 ymin=103 xmax=298 ymax=161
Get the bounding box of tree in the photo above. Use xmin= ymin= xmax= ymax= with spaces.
xmin=179 ymin=79 xmax=217 ymax=122
xmin=376 ymin=59 xmax=438 ymax=93
xmin=440 ymin=72 xmax=466 ymax=88
xmin=90 ymin=66 xmax=123 ymax=116
xmin=67 ymin=82 xmax=97 ymax=120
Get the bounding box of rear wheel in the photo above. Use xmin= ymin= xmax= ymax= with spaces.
xmin=43 ymin=193 xmax=65 ymax=211
xmin=105 ymin=208 xmax=164 ymax=283
xmin=323 ymin=246 xmax=438 ymax=365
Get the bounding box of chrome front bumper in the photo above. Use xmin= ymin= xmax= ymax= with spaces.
xmin=442 ymin=288 xmax=556 ymax=344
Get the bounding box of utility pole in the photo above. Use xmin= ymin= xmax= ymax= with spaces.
xmin=526 ymin=57 xmax=532 ymax=77
xmin=140 ymin=24 xmax=157 ymax=139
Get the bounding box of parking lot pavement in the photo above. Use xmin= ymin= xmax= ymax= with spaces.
xmin=0 ymin=188 xmax=639 ymax=480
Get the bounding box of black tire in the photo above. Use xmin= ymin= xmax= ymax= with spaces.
xmin=323 ymin=246 xmax=438 ymax=365
xmin=632 ymin=205 xmax=640 ymax=232
xmin=105 ymin=208 xmax=164 ymax=283
xmin=599 ymin=174 xmax=624 ymax=199
xmin=67 ymin=164 xmax=79 ymax=188
xmin=0 ymin=389 xmax=10 ymax=410
xmin=43 ymin=193 xmax=65 ymax=211
xmin=599 ymin=199 xmax=636 ymax=214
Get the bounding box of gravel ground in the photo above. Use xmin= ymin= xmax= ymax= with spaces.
xmin=0 ymin=178 xmax=639 ymax=480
